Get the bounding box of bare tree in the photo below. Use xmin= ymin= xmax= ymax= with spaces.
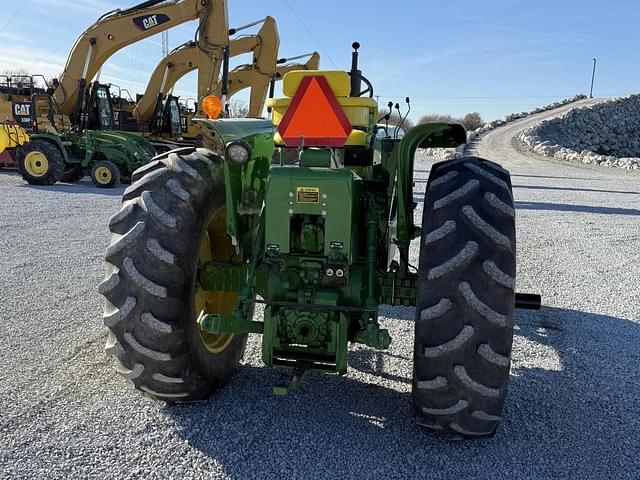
xmin=1 ymin=69 xmax=30 ymax=77
xmin=417 ymin=112 xmax=485 ymax=131
xmin=380 ymin=111 xmax=414 ymax=132
xmin=1 ymin=69 xmax=30 ymax=88
xmin=227 ymin=100 xmax=249 ymax=118
xmin=1 ymin=70 xmax=55 ymax=90
xmin=417 ymin=113 xmax=457 ymax=124
xmin=461 ymin=112 xmax=484 ymax=131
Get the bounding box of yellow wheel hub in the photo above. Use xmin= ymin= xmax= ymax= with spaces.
xmin=24 ymin=151 xmax=49 ymax=177
xmin=195 ymin=207 xmax=239 ymax=353
xmin=94 ymin=165 xmax=113 ymax=184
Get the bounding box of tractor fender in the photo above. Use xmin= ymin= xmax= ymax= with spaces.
xmin=195 ymin=118 xmax=275 ymax=242
xmin=394 ymin=123 xmax=467 ymax=249
xmin=91 ymin=146 xmax=131 ymax=168
xmin=82 ymin=130 xmax=155 ymax=171
xmin=29 ymin=133 xmax=71 ymax=163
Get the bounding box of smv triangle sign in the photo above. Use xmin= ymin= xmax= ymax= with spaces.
xmin=278 ymin=76 xmax=353 ymax=147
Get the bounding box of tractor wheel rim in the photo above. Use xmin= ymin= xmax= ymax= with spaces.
xmin=24 ymin=151 xmax=49 ymax=177
xmin=195 ymin=206 xmax=238 ymax=353
xmin=95 ymin=166 xmax=113 ymax=184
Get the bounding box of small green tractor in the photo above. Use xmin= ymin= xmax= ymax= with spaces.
xmin=18 ymin=128 xmax=157 ymax=188
xmin=100 ymin=43 xmax=539 ymax=437
xmin=1 ymin=76 xmax=156 ymax=187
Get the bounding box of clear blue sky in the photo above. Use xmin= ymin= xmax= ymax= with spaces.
xmin=1 ymin=0 xmax=638 ymax=121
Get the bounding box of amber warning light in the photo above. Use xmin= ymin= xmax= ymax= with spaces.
xmin=202 ymin=95 xmax=223 ymax=119
xmin=278 ymin=76 xmax=352 ymax=147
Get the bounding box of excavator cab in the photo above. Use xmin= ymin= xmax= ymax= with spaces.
xmin=88 ymin=83 xmax=116 ymax=131
xmin=165 ymin=96 xmax=183 ymax=136
xmin=150 ymin=94 xmax=183 ymax=137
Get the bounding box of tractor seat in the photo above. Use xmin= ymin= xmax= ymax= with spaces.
xmin=267 ymin=70 xmax=378 ymax=147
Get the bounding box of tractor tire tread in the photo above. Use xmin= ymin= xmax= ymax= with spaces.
xmin=413 ymin=155 xmax=516 ymax=438
xmin=91 ymin=160 xmax=120 ymax=188
xmin=100 ymin=147 xmax=246 ymax=402
xmin=17 ymin=139 xmax=65 ymax=185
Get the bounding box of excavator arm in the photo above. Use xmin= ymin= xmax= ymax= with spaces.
xmin=225 ymin=17 xmax=280 ymax=117
xmin=134 ymin=41 xmax=211 ymax=122
xmin=135 ymin=16 xmax=280 ymax=122
xmin=53 ymin=0 xmax=229 ymax=118
xmin=135 ymin=16 xmax=279 ymax=122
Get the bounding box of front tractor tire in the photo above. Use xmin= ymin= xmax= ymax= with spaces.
xmin=99 ymin=148 xmax=248 ymax=402
xmin=91 ymin=160 xmax=120 ymax=188
xmin=17 ymin=139 xmax=65 ymax=186
xmin=413 ymin=156 xmax=516 ymax=438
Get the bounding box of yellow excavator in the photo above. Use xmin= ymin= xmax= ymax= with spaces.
xmin=134 ymin=16 xmax=280 ymax=125
xmin=50 ymin=1 xmax=302 ymax=145
xmin=0 ymin=0 xmax=232 ymax=185
xmin=23 ymin=0 xmax=310 ymax=135
xmin=52 ymin=0 xmax=230 ymax=128
xmin=125 ymin=15 xmax=319 ymax=150
xmin=132 ymin=36 xmax=318 ymax=145
xmin=126 ymin=15 xmax=280 ymax=147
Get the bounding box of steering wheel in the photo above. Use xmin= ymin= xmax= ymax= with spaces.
xmin=349 ymin=72 xmax=374 ymax=98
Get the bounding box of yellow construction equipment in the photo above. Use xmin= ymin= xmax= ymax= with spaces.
xmin=52 ymin=0 xmax=230 ymax=124
xmin=134 ymin=16 xmax=281 ymax=124
xmin=135 ymin=51 xmax=322 ymax=140
xmin=0 ymin=123 xmax=29 ymax=153
xmin=0 ymin=0 xmax=316 ymax=170
xmin=0 ymin=122 xmax=29 ymax=168
xmin=0 ymin=76 xmax=35 ymax=167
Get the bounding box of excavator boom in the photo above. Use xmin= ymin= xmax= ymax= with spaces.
xmin=135 ymin=16 xmax=280 ymax=122
xmin=134 ymin=41 xmax=210 ymax=122
xmin=54 ymin=0 xmax=229 ymax=117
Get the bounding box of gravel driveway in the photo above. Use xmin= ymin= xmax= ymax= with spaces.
xmin=1 ymin=104 xmax=639 ymax=479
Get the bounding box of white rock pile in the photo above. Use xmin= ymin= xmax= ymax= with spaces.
xmin=417 ymin=94 xmax=588 ymax=162
xmin=467 ymin=94 xmax=588 ymax=143
xmin=517 ymin=94 xmax=640 ymax=170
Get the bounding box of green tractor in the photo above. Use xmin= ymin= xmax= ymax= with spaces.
xmin=100 ymin=43 xmax=539 ymax=437
xmin=15 ymin=85 xmax=156 ymax=187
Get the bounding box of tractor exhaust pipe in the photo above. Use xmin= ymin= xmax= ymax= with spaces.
xmin=221 ymin=45 xmax=230 ymax=115
xmin=349 ymin=42 xmax=362 ymax=97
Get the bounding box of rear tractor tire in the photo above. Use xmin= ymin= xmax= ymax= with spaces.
xmin=99 ymin=148 xmax=248 ymax=402
xmin=413 ymin=156 xmax=516 ymax=438
xmin=91 ymin=160 xmax=120 ymax=188
xmin=17 ymin=139 xmax=65 ymax=186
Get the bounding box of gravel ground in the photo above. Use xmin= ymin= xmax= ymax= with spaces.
xmin=1 ymin=105 xmax=639 ymax=479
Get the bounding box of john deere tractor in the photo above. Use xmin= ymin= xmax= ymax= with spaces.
xmin=100 ymin=43 xmax=539 ymax=437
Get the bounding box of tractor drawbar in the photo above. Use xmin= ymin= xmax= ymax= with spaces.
xmin=515 ymin=292 xmax=542 ymax=310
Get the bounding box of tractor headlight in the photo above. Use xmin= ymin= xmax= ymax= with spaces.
xmin=225 ymin=140 xmax=252 ymax=165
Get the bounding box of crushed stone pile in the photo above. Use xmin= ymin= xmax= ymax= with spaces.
xmin=418 ymin=95 xmax=588 ymax=162
xmin=518 ymin=94 xmax=640 ymax=170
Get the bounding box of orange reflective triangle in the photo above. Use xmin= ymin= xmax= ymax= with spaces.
xmin=278 ymin=76 xmax=353 ymax=147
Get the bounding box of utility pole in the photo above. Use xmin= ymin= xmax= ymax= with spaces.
xmin=590 ymin=58 xmax=597 ymax=98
